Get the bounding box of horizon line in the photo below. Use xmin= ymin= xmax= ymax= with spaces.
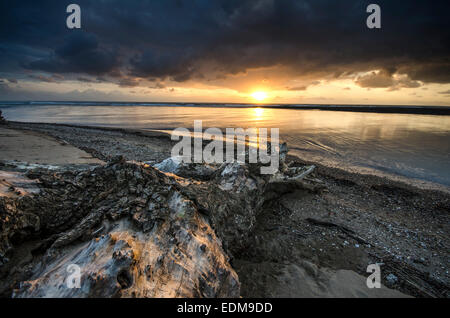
xmin=0 ymin=100 xmax=450 ymax=108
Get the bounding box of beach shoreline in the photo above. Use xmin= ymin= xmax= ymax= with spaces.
xmin=6 ymin=120 xmax=450 ymax=193
xmin=0 ymin=120 xmax=449 ymax=298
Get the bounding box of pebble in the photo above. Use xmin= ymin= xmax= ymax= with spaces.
xmin=386 ymin=273 xmax=398 ymax=284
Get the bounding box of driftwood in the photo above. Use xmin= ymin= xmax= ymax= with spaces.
xmin=0 ymin=141 xmax=323 ymax=297
xmin=1 ymin=159 xmax=241 ymax=297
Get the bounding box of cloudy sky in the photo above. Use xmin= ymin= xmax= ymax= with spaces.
xmin=0 ymin=0 xmax=449 ymax=105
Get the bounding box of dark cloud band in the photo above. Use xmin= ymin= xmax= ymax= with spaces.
xmin=0 ymin=0 xmax=449 ymax=87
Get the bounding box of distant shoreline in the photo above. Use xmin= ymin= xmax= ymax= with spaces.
xmin=1 ymin=102 xmax=450 ymax=115
xmin=267 ymin=104 xmax=450 ymax=115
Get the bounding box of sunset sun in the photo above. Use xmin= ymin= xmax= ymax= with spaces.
xmin=251 ymin=91 xmax=268 ymax=102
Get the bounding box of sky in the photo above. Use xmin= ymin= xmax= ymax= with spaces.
xmin=0 ymin=0 xmax=449 ymax=105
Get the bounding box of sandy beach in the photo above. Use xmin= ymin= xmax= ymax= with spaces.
xmin=0 ymin=120 xmax=448 ymax=298
xmin=0 ymin=127 xmax=103 ymax=165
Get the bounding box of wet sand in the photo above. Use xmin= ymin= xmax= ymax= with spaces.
xmin=0 ymin=127 xmax=103 ymax=165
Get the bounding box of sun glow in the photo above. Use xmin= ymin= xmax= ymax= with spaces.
xmin=251 ymin=91 xmax=268 ymax=102
xmin=253 ymin=107 xmax=264 ymax=118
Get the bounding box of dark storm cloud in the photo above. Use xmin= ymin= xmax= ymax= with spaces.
xmin=118 ymin=77 xmax=141 ymax=87
xmin=129 ymin=50 xmax=197 ymax=82
xmin=26 ymin=32 xmax=118 ymax=75
xmin=76 ymin=76 xmax=99 ymax=83
xmin=356 ymin=70 xmax=422 ymax=91
xmin=28 ymin=74 xmax=60 ymax=83
xmin=0 ymin=0 xmax=449 ymax=86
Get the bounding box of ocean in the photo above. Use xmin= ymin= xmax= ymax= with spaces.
xmin=1 ymin=102 xmax=449 ymax=189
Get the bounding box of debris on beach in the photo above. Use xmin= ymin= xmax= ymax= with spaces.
xmin=0 ymin=158 xmax=240 ymax=297
xmin=0 ymin=170 xmax=41 ymax=198
xmin=0 ymin=143 xmax=322 ymax=298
